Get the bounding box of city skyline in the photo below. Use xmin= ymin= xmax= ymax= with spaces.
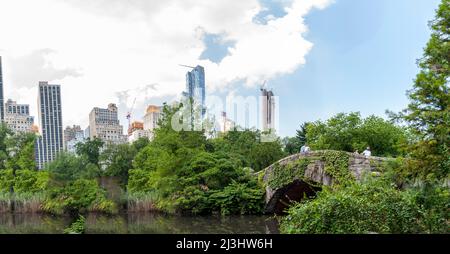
xmin=0 ymin=0 xmax=441 ymax=137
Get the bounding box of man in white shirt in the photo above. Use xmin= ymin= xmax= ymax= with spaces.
xmin=300 ymin=145 xmax=306 ymax=154
xmin=362 ymin=147 xmax=372 ymax=157
xmin=304 ymin=145 xmax=311 ymax=154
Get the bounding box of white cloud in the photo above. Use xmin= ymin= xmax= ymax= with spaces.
xmin=0 ymin=0 xmax=332 ymax=128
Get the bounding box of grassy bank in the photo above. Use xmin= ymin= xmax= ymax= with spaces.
xmin=0 ymin=192 xmax=46 ymax=214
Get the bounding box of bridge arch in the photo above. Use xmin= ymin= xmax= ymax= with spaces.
xmin=261 ymin=150 xmax=389 ymax=214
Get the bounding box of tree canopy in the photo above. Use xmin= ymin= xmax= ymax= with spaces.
xmin=304 ymin=112 xmax=407 ymax=157
xmin=390 ymin=0 xmax=449 ymax=180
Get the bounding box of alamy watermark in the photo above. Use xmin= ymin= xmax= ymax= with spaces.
xmin=171 ymin=93 xmax=280 ymax=142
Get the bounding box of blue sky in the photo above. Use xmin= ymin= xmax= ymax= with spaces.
xmin=201 ymin=0 xmax=441 ymax=137
xmin=0 ymin=0 xmax=441 ymax=136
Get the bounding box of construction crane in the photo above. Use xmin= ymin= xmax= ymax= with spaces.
xmin=126 ymin=97 xmax=137 ymax=129
xmin=179 ymin=64 xmax=196 ymax=69
xmin=260 ymin=80 xmax=268 ymax=91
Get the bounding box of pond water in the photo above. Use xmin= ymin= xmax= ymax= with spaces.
xmin=0 ymin=213 xmax=280 ymax=234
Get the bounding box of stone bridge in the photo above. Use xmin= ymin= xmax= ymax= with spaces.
xmin=261 ymin=150 xmax=391 ymax=214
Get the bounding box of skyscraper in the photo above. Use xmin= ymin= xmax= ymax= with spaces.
xmin=143 ymin=105 xmax=162 ymax=132
xmin=35 ymin=82 xmax=63 ymax=169
xmin=0 ymin=56 xmax=5 ymax=122
xmin=89 ymin=103 xmax=127 ymax=144
xmin=260 ymin=88 xmax=276 ymax=131
xmin=184 ymin=65 xmax=206 ymax=116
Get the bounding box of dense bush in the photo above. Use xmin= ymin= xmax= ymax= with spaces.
xmin=280 ymin=178 xmax=449 ymax=234
xmin=209 ymin=181 xmax=264 ymax=215
xmin=0 ymin=169 xmax=49 ymax=194
xmin=45 ymin=152 xmax=100 ymax=182
xmin=43 ymin=179 xmax=117 ymax=215
xmin=410 ymin=183 xmax=450 ymax=233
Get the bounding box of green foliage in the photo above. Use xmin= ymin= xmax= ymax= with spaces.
xmin=0 ymin=169 xmax=13 ymax=192
xmin=0 ymin=127 xmax=38 ymax=194
xmin=409 ymin=182 xmax=449 ymax=233
xmin=306 ymin=112 xmax=407 ymax=157
xmin=64 ymin=215 xmax=86 ymax=234
xmin=267 ymin=151 xmax=354 ymax=190
xmin=13 ymin=170 xmax=50 ymax=193
xmin=133 ymin=146 xmax=175 ymax=173
xmin=127 ymin=169 xmax=153 ymax=193
xmin=75 ymin=137 xmax=104 ymax=166
xmin=5 ymin=132 xmax=37 ymax=171
xmin=209 ymin=181 xmax=265 ymax=215
xmin=212 ymin=129 xmax=286 ymax=171
xmin=389 ymin=0 xmax=449 ymax=180
xmin=43 ymin=179 xmax=116 ymax=215
xmin=131 ymin=137 xmax=150 ymax=151
xmin=282 ymin=136 xmax=301 ymax=155
xmin=101 ymin=143 xmax=137 ymax=185
xmin=45 ymin=152 xmax=100 ymax=182
xmin=0 ymin=124 xmax=13 ymax=170
xmin=321 ymin=151 xmax=353 ymax=185
xmin=126 ymin=104 xmax=271 ymax=215
xmin=0 ymin=169 xmax=49 ymax=194
xmin=280 ymin=179 xmax=423 ymax=234
xmin=267 ymin=159 xmax=311 ymax=190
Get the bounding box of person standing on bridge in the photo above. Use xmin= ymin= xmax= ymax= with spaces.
xmin=362 ymin=147 xmax=372 ymax=157
xmin=300 ymin=144 xmax=311 ymax=155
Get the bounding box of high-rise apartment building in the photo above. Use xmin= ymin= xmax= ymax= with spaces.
xmin=64 ymin=125 xmax=84 ymax=151
xmin=35 ymin=82 xmax=63 ymax=169
xmin=143 ymin=105 xmax=162 ymax=132
xmin=4 ymin=99 xmax=34 ymax=133
xmin=128 ymin=106 xmax=162 ymax=143
xmin=183 ymin=65 xmax=206 ymax=116
xmin=89 ymin=103 xmax=126 ymax=144
xmin=260 ymin=88 xmax=276 ymax=131
xmin=66 ymin=130 xmax=85 ymax=154
xmin=220 ymin=112 xmax=235 ymax=133
xmin=0 ymin=56 xmax=5 ymax=122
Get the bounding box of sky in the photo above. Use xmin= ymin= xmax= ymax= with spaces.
xmin=0 ymin=0 xmax=442 ymax=137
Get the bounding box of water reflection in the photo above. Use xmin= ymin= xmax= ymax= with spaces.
xmin=0 ymin=213 xmax=279 ymax=234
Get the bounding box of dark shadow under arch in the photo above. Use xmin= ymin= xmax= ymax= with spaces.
xmin=269 ymin=180 xmax=321 ymax=214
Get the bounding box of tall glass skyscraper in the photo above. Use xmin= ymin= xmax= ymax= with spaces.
xmin=35 ymin=82 xmax=63 ymax=169
xmin=184 ymin=65 xmax=206 ymax=116
xmin=0 ymin=56 xmax=5 ymax=122
xmin=260 ymin=88 xmax=276 ymax=131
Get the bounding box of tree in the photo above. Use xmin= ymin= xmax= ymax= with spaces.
xmin=282 ymin=123 xmax=311 ymax=155
xmin=296 ymin=122 xmax=310 ymax=147
xmin=306 ymin=112 xmax=407 ymax=157
xmin=282 ymin=137 xmax=301 ymax=155
xmin=45 ymin=152 xmax=100 ymax=182
xmin=5 ymin=132 xmax=37 ymax=171
xmin=0 ymin=124 xmax=13 ymax=170
xmin=131 ymin=137 xmax=150 ymax=151
xmin=75 ymin=137 xmax=104 ymax=166
xmin=391 ymin=0 xmax=449 ymax=180
xmin=126 ymin=103 xmax=267 ymax=215
xmin=100 ymin=143 xmax=137 ymax=185
xmin=249 ymin=140 xmax=286 ymax=171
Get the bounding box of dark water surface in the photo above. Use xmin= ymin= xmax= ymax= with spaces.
xmin=0 ymin=213 xmax=280 ymax=234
